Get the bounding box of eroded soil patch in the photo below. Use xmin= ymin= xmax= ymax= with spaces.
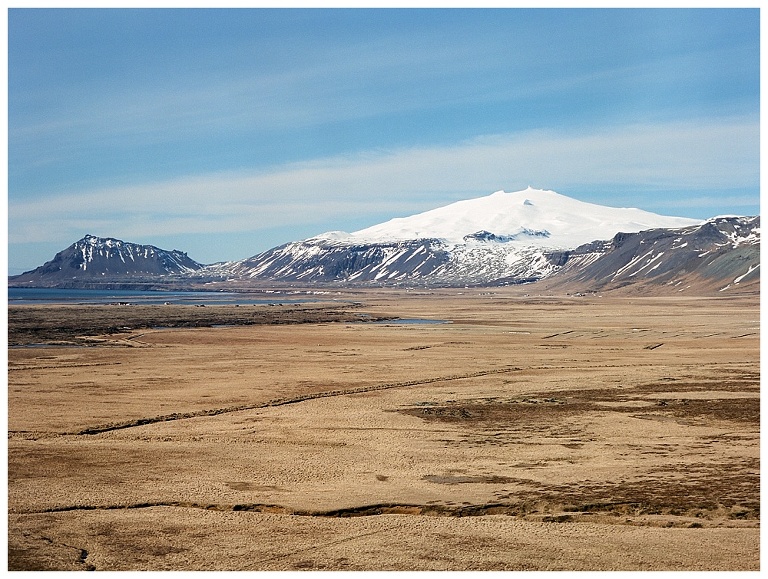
xmin=490 ymin=458 xmax=760 ymax=522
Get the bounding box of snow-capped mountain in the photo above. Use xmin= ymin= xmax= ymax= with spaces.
xmin=9 ymin=235 xmax=204 ymax=286
xmin=215 ymin=188 xmax=702 ymax=285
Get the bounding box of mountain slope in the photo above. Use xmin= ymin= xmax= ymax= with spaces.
xmin=9 ymin=235 xmax=205 ymax=287
xmin=538 ymin=216 xmax=760 ymax=295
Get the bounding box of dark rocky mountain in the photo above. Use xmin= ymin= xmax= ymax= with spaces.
xmin=204 ymin=238 xmax=453 ymax=284
xmin=8 ymin=235 xmax=205 ymax=288
xmin=536 ymin=216 xmax=760 ymax=295
xmin=203 ymin=235 xmax=568 ymax=286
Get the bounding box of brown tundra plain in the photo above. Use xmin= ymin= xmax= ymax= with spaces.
xmin=7 ymin=288 xmax=760 ymax=571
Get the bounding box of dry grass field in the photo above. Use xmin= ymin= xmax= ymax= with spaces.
xmin=7 ymin=288 xmax=760 ymax=570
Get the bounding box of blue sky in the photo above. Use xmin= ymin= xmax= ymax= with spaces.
xmin=7 ymin=7 xmax=760 ymax=273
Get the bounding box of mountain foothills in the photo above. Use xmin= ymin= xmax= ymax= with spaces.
xmin=9 ymin=189 xmax=759 ymax=295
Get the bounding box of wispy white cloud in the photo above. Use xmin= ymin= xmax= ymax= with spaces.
xmin=9 ymin=115 xmax=759 ymax=246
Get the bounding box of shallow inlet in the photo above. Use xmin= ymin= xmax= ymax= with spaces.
xmin=373 ymin=318 xmax=451 ymax=325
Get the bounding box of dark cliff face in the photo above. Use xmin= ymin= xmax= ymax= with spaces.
xmin=9 ymin=235 xmax=205 ymax=287
xmin=230 ymin=238 xmax=452 ymax=283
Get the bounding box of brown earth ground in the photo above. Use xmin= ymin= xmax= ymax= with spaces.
xmin=7 ymin=288 xmax=760 ymax=570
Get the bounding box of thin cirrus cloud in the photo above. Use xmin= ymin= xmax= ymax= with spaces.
xmin=9 ymin=114 xmax=759 ymax=248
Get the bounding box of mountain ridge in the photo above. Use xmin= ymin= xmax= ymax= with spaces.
xmin=518 ymin=215 xmax=760 ymax=295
